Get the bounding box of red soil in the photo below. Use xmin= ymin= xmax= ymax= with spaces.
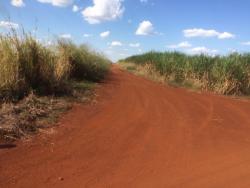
xmin=1 ymin=66 xmax=250 ymax=188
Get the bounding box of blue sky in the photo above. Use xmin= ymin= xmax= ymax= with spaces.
xmin=1 ymin=0 xmax=250 ymax=61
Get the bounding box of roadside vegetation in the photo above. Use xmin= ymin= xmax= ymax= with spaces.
xmin=119 ymin=51 xmax=250 ymax=95
xmin=0 ymin=31 xmax=110 ymax=141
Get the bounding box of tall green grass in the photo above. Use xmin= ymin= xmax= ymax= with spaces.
xmin=0 ymin=32 xmax=110 ymax=101
xmin=120 ymin=51 xmax=250 ymax=95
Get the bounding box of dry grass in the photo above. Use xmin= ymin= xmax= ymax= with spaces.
xmin=0 ymin=93 xmax=70 ymax=141
xmin=0 ymin=81 xmax=96 ymax=142
xmin=120 ymin=61 xmax=180 ymax=84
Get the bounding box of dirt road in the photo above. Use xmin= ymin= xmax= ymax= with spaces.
xmin=1 ymin=66 xmax=250 ymax=188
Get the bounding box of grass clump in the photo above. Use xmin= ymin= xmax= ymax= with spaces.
xmin=120 ymin=51 xmax=250 ymax=95
xmin=56 ymin=40 xmax=110 ymax=82
xmin=0 ymin=31 xmax=110 ymax=102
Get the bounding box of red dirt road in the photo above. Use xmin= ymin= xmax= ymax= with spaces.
xmin=1 ymin=66 xmax=250 ymax=188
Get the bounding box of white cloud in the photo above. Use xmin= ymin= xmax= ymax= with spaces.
xmin=241 ymin=41 xmax=250 ymax=46
xmin=217 ymin=32 xmax=235 ymax=39
xmin=82 ymin=0 xmax=124 ymax=24
xmin=37 ymin=0 xmax=74 ymax=7
xmin=184 ymin=28 xmax=218 ymax=38
xmin=0 ymin=21 xmax=19 ymax=29
xmin=136 ymin=20 xmax=155 ymax=35
xmin=167 ymin=41 xmax=192 ymax=49
xmin=72 ymin=5 xmax=79 ymax=12
xmin=228 ymin=48 xmax=238 ymax=53
xmin=83 ymin=34 xmax=92 ymax=38
xmin=59 ymin=34 xmax=72 ymax=39
xmin=100 ymin=31 xmax=110 ymax=38
xmin=110 ymin=41 xmax=122 ymax=46
xmin=183 ymin=28 xmax=235 ymax=39
xmin=11 ymin=0 xmax=25 ymax=7
xmin=140 ymin=0 xmax=148 ymax=3
xmin=129 ymin=43 xmax=140 ymax=48
xmin=188 ymin=46 xmax=218 ymax=55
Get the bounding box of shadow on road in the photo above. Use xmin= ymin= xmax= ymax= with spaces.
xmin=0 ymin=144 xmax=16 ymax=150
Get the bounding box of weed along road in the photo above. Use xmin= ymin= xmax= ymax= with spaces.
xmin=1 ymin=65 xmax=250 ymax=188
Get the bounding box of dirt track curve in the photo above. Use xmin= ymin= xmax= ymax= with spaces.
xmin=1 ymin=66 xmax=250 ymax=188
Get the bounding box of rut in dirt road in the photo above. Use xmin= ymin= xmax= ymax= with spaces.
xmin=1 ymin=66 xmax=250 ymax=188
